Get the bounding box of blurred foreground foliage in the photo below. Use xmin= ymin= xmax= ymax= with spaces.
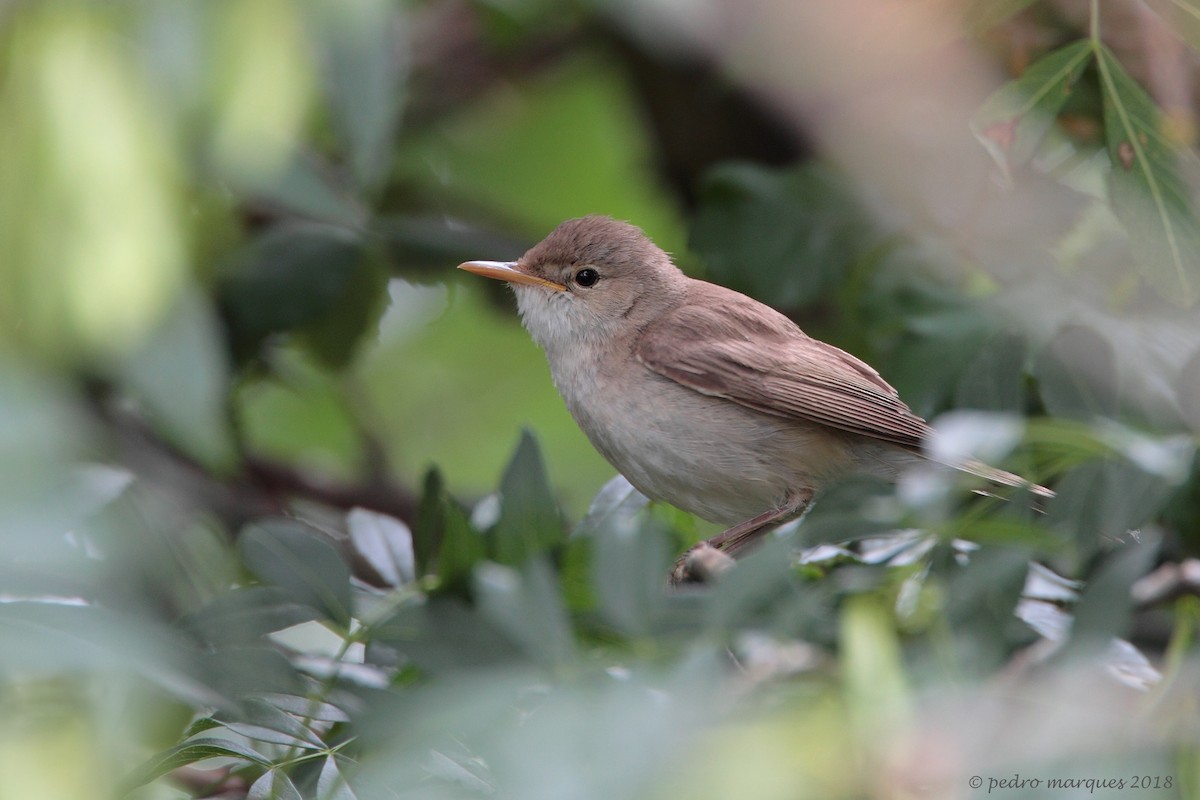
xmin=1 ymin=1 xmax=1200 ymax=798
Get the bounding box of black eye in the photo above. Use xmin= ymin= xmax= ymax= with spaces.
xmin=573 ymin=268 xmax=599 ymax=288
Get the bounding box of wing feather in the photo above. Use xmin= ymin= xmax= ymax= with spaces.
xmin=636 ymin=290 xmax=930 ymax=449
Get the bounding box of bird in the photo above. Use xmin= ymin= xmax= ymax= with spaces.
xmin=458 ymin=215 xmax=1051 ymax=582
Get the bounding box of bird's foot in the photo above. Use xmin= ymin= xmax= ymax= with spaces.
xmin=669 ymin=542 xmax=737 ymax=585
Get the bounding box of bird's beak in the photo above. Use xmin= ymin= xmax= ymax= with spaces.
xmin=457 ymin=260 xmax=567 ymax=292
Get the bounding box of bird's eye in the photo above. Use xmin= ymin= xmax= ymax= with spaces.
xmin=573 ymin=267 xmax=599 ymax=288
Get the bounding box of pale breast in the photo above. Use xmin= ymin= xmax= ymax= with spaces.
xmin=550 ymin=354 xmax=862 ymax=525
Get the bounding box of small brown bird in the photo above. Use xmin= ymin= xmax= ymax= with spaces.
xmin=459 ymin=216 xmax=1050 ymax=581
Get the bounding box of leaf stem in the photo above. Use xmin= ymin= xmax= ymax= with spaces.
xmin=1089 ymin=0 xmax=1100 ymax=42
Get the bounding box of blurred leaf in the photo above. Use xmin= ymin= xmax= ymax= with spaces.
xmin=971 ymin=41 xmax=1093 ymax=170
xmin=395 ymin=56 xmax=684 ymax=250
xmin=124 ymin=736 xmax=270 ymax=790
xmin=306 ymin=0 xmax=406 ymax=191
xmin=180 ymin=586 xmax=322 ymax=646
xmin=1098 ymin=44 xmax=1200 ymax=306
xmin=348 ymin=507 xmax=415 ymax=588
xmin=690 ymin=163 xmax=877 ymax=309
xmin=953 ymin=332 xmax=1027 ymax=412
xmin=1175 ymin=347 xmax=1200 ymax=431
xmin=239 ymin=519 xmax=353 ymax=627
xmin=299 ymin=255 xmax=390 ymax=369
xmin=0 ymin=602 xmax=216 ymax=705
xmin=1064 ymin=532 xmax=1160 ymax=657
xmin=249 ymin=769 xmax=304 ymax=800
xmin=220 ymin=223 xmax=366 ymax=353
xmin=489 ymin=430 xmax=565 ymax=567
xmin=368 ymin=597 xmax=521 ymax=672
xmin=209 ymin=0 xmax=314 ymax=181
xmin=317 ymin=754 xmax=359 ymax=800
xmin=574 ymin=474 xmax=649 ymax=538
xmin=474 ymin=560 xmax=575 ymax=667
xmin=236 ymin=348 xmax=362 ymax=479
xmin=198 ymin=645 xmax=306 ymax=698
xmin=416 ymin=469 xmax=487 ymax=593
xmin=941 ymin=546 xmax=1032 ymax=674
xmin=707 ymin=535 xmax=801 ymax=634
xmin=0 ymin=5 xmax=186 ymax=359
xmin=1161 ymin=0 xmax=1200 ymax=54
xmin=1048 ymin=460 xmax=1176 ymax=557
xmin=248 ymin=155 xmax=366 ymax=227
xmin=1035 ymin=323 xmax=1119 ymax=420
xmin=258 ymin=693 xmax=351 ymax=723
xmin=962 ymin=0 xmax=1039 ymax=32
xmin=216 ymin=698 xmax=325 ymax=750
xmin=376 ymin=215 xmax=530 ymax=273
xmin=115 ymin=290 xmax=236 ymax=469
xmin=841 ymin=596 xmax=911 ymax=737
xmin=589 ymin=506 xmax=671 ymax=636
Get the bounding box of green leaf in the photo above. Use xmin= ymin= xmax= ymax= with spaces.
xmin=298 ymin=254 xmax=390 ymax=370
xmin=179 ymin=586 xmax=322 ymax=645
xmin=1034 ymin=324 xmax=1119 ymax=420
xmin=306 ymin=0 xmax=406 ymax=191
xmin=123 ymin=736 xmax=271 ymax=790
xmin=1064 ymin=532 xmax=1160 ymax=657
xmin=971 ymin=40 xmax=1093 ymax=170
xmin=239 ymin=519 xmax=353 ymax=627
xmin=115 ymin=290 xmax=235 ymax=469
xmin=474 ymin=559 xmax=575 ymax=667
xmin=248 ymin=769 xmax=304 ymax=800
xmin=1098 ymin=44 xmax=1200 ymax=306
xmin=317 ymin=754 xmax=360 ymax=800
xmin=962 ymin=0 xmax=1039 ymax=32
xmin=953 ymin=332 xmax=1027 ymax=412
xmin=347 ymin=507 xmax=415 ymax=588
xmin=690 ymin=162 xmax=878 ymax=310
xmin=415 ymin=469 xmax=487 ymax=593
xmin=215 ymin=697 xmax=325 ymax=750
xmin=589 ymin=504 xmax=671 ymax=636
xmin=489 ymin=430 xmax=565 ymax=567
xmin=220 ymin=223 xmax=366 ymax=353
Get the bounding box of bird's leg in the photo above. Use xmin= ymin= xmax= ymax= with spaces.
xmin=669 ymin=489 xmax=814 ymax=585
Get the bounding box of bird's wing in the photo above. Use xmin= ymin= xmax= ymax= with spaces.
xmin=635 ymin=290 xmax=930 ymax=449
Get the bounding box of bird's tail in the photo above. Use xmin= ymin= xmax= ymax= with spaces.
xmin=960 ymin=458 xmax=1055 ymax=499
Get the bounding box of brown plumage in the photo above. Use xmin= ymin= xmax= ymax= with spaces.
xmin=459 ymin=215 xmax=1051 ymax=580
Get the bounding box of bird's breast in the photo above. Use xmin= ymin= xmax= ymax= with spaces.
xmin=545 ymin=345 xmax=858 ymax=525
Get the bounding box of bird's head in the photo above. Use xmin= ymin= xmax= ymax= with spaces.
xmin=458 ymin=216 xmax=685 ymax=351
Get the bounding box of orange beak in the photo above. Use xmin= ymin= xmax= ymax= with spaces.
xmin=457 ymin=260 xmax=566 ymax=292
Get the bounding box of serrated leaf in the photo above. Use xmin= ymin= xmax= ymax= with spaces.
xmin=249 ymin=769 xmax=304 ymax=800
xmin=972 ymin=40 xmax=1092 ymax=170
xmin=123 ymin=737 xmax=270 ymax=790
xmin=1098 ymin=44 xmax=1200 ymax=306
xmin=347 ymin=507 xmax=415 ymax=587
xmin=489 ymin=430 xmax=565 ymax=567
xmin=239 ymin=519 xmax=353 ymax=626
